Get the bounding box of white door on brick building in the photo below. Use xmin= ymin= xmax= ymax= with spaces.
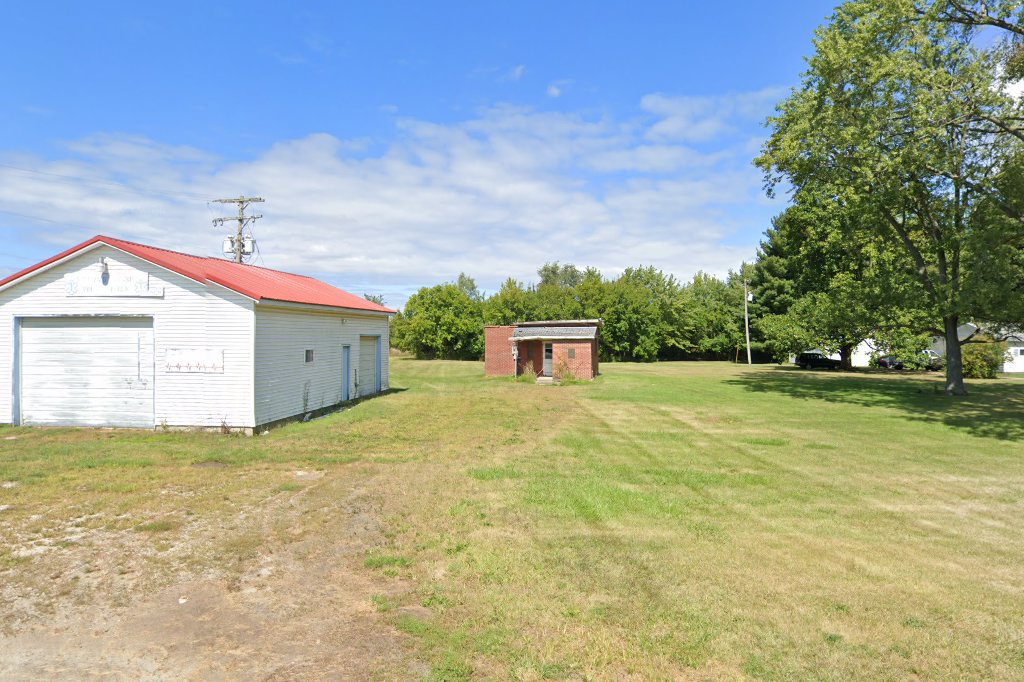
xmin=543 ymin=342 xmax=553 ymax=376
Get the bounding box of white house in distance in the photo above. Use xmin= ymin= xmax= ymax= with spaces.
xmin=0 ymin=235 xmax=394 ymax=432
xmin=847 ymin=324 xmax=1024 ymax=372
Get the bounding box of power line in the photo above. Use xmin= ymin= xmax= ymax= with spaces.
xmin=247 ymin=213 xmax=267 ymax=268
xmin=0 ymin=202 xmax=273 ymax=268
xmin=252 ymin=236 xmax=267 ymax=268
xmin=0 ymin=162 xmax=216 ymax=202
xmin=0 ymin=208 xmax=81 ymax=226
xmin=0 ymin=178 xmax=272 ymax=265
xmin=0 ymin=205 xmax=209 ymax=251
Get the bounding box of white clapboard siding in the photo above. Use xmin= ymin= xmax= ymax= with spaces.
xmin=20 ymin=317 xmax=154 ymax=427
xmin=0 ymin=245 xmax=255 ymax=428
xmin=254 ymin=306 xmax=390 ymax=426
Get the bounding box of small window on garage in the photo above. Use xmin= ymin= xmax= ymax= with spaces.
xmin=305 ymin=349 xmax=314 ymax=363
xmin=526 ymin=345 xmax=532 ymax=359
xmin=568 ymin=348 xmax=576 ymax=359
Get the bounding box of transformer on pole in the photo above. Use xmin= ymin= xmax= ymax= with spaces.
xmin=212 ymin=196 xmax=263 ymax=263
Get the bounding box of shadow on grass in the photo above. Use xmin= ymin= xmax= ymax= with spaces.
xmin=292 ymin=386 xmax=409 ymax=421
xmin=727 ymin=367 xmax=1024 ymax=441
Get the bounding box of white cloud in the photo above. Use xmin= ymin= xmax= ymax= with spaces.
xmin=994 ymin=62 xmax=1024 ymax=100
xmin=508 ymin=64 xmax=526 ymax=82
xmin=546 ymin=79 xmax=572 ymax=98
xmin=641 ymin=88 xmax=786 ymax=142
xmin=0 ymin=90 xmax=782 ymax=308
xmin=584 ymin=145 xmax=732 ymax=173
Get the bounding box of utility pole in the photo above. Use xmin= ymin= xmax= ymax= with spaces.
xmin=212 ymin=196 xmax=263 ymax=263
xmin=744 ymin=278 xmax=753 ymax=365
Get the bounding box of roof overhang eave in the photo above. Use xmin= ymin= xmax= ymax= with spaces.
xmin=256 ymin=298 xmax=394 ymax=316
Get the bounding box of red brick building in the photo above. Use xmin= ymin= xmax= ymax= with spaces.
xmin=484 ymin=320 xmax=600 ymax=380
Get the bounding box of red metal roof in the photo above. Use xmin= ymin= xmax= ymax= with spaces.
xmin=0 ymin=235 xmax=395 ymax=314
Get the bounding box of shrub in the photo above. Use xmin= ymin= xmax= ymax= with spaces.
xmin=554 ymin=356 xmax=578 ymax=383
xmin=516 ymin=364 xmax=537 ymax=383
xmin=961 ymin=341 xmax=1009 ymax=379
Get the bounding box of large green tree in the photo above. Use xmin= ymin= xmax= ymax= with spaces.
xmin=751 ymin=211 xmax=805 ymax=318
xmin=601 ymin=267 xmax=683 ymax=361
xmin=530 ymin=262 xmax=585 ymax=321
xmin=757 ymin=0 xmax=1024 ymax=394
xmin=966 ymin=155 xmax=1024 ymax=327
xmin=677 ymin=272 xmax=745 ymax=358
xmin=483 ymin=278 xmax=534 ymax=325
xmin=752 ymin=197 xmax=905 ymax=368
xmin=392 ymin=277 xmax=483 ymax=359
xmin=917 ymin=1 xmax=1024 ymax=98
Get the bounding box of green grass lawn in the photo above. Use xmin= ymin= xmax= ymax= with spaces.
xmin=1 ymin=359 xmax=1023 ymax=680
xmin=369 ymin=361 xmax=1024 ymax=680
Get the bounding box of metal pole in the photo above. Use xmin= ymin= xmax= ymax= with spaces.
xmin=744 ymin=279 xmax=752 ymax=365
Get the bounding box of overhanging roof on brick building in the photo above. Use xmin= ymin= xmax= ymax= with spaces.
xmin=511 ymin=325 xmax=598 ymax=341
xmin=515 ymin=319 xmax=601 ymax=328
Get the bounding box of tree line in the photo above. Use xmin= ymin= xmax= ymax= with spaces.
xmin=391 ymin=263 xmax=758 ymax=363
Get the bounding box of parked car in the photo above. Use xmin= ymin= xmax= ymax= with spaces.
xmin=878 ymin=355 xmax=904 ymax=370
xmin=795 ymin=351 xmax=841 ymax=370
xmin=878 ymin=350 xmax=943 ymax=371
xmin=919 ymin=349 xmax=943 ymax=371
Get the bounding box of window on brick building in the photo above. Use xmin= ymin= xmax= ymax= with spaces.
xmin=568 ymin=348 xmax=576 ymax=359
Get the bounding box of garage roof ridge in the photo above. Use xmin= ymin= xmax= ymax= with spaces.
xmin=0 ymin=234 xmax=396 ymax=314
xmin=100 ymin=235 xmax=326 ymax=280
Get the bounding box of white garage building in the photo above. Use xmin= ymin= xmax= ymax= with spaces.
xmin=0 ymin=235 xmax=394 ymax=432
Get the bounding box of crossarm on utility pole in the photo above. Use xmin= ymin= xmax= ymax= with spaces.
xmin=212 ymin=195 xmax=264 ymax=263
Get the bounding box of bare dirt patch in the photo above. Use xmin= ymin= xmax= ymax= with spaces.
xmin=0 ymin=467 xmax=422 ymax=680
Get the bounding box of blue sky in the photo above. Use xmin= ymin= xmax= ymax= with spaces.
xmin=0 ymin=1 xmax=837 ymax=307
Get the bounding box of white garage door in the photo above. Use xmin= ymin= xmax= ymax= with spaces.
xmin=19 ymin=317 xmax=154 ymax=427
xmin=358 ymin=335 xmax=379 ymax=397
